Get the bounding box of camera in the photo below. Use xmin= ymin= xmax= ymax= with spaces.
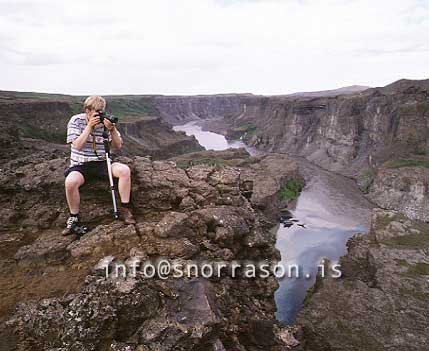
xmin=96 ymin=110 xmax=118 ymax=124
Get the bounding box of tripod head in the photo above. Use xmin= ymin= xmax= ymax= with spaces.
xmin=102 ymin=126 xmax=111 ymax=155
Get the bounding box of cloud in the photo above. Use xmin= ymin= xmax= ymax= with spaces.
xmin=0 ymin=0 xmax=428 ymax=94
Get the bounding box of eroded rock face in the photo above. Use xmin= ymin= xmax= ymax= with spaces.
xmin=0 ymin=154 xmax=301 ymax=351
xmin=296 ymin=209 xmax=429 ymax=351
xmin=151 ymin=95 xmax=250 ymax=125
xmin=120 ymin=117 xmax=203 ymax=158
xmin=188 ymin=80 xmax=429 ymax=179
xmin=169 ymin=150 xmax=302 ymax=220
xmin=368 ymin=166 xmax=429 ymax=222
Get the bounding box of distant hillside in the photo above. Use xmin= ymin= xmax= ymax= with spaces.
xmin=285 ymin=85 xmax=371 ymax=98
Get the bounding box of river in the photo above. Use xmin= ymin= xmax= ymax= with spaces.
xmin=274 ymin=159 xmax=372 ymax=323
xmin=173 ymin=121 xmax=373 ymax=325
xmin=173 ymin=121 xmax=259 ymax=156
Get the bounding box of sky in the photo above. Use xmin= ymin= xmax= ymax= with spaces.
xmin=0 ymin=0 xmax=428 ymax=95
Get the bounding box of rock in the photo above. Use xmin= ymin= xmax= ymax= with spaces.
xmin=14 ymin=230 xmax=74 ymax=264
xmin=240 ymin=155 xmax=302 ymax=218
xmin=274 ymin=326 xmax=300 ymax=348
xmin=213 ymin=339 xmax=227 ymax=351
xmin=2 ymin=156 xmax=298 ymax=350
xmin=67 ymin=222 xmax=138 ymax=258
xmin=368 ymin=165 xmax=429 ymax=222
xmin=94 ymin=255 xmax=116 ymax=276
xmin=296 ymin=209 xmax=429 ymax=350
xmin=154 ymin=212 xmax=189 ymax=238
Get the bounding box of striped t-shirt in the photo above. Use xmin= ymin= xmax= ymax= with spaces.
xmin=66 ymin=113 xmax=121 ymax=166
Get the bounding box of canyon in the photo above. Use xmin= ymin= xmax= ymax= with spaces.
xmin=0 ymin=78 xmax=428 ymax=350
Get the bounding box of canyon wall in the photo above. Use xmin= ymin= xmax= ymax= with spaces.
xmin=227 ymin=80 xmax=428 ymax=177
xmin=0 ymin=96 xmax=202 ymax=162
xmin=151 ymin=94 xmax=250 ymax=124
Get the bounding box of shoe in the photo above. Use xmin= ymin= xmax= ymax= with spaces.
xmin=120 ymin=207 xmax=136 ymax=225
xmin=62 ymin=216 xmax=79 ymax=236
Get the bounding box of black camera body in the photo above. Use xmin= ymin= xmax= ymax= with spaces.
xmin=97 ymin=110 xmax=118 ymax=124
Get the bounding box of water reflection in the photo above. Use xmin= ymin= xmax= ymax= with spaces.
xmin=274 ymin=174 xmax=370 ymax=324
xmin=173 ymin=121 xmax=258 ymax=155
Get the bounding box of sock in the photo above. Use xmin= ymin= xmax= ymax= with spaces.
xmin=70 ymin=212 xmax=79 ymax=218
xmin=121 ymin=202 xmax=131 ymax=208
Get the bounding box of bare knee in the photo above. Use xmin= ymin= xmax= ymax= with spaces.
xmin=122 ymin=165 xmax=131 ymax=178
xmin=65 ymin=172 xmax=84 ymax=190
xmin=115 ymin=164 xmax=131 ymax=179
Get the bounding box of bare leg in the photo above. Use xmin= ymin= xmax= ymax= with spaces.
xmin=112 ymin=162 xmax=131 ymax=203
xmin=65 ymin=171 xmax=85 ymax=214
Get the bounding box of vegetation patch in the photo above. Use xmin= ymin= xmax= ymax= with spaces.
xmin=406 ymin=262 xmax=429 ymax=277
xmin=176 ymin=158 xmax=225 ymax=170
xmin=396 ymin=259 xmax=429 ymax=277
xmin=239 ymin=123 xmax=257 ymax=134
xmin=19 ymin=126 xmax=66 ymax=143
xmin=106 ymin=98 xmax=155 ymax=119
xmin=384 ymin=159 xmax=429 ymax=169
xmin=417 ymin=101 xmax=429 ymax=114
xmin=360 ymin=169 xmax=376 ymax=193
xmin=383 ymin=232 xmax=429 ymax=249
xmin=232 ymin=123 xmax=257 ymax=136
xmin=374 ymin=212 xmax=409 ymax=231
xmin=278 ymin=179 xmax=304 ymax=202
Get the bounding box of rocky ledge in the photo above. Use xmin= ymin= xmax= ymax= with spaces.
xmin=0 ymin=151 xmax=302 ymax=351
xmin=296 ymin=208 xmax=429 ymax=350
xmin=367 ymin=164 xmax=429 ymax=222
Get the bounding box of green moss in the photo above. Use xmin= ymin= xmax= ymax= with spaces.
xmin=7 ymin=91 xmax=73 ymax=100
xmin=360 ymin=169 xmax=376 ymax=193
xmin=384 ymin=159 xmax=429 ymax=169
xmin=70 ymin=101 xmax=84 ymax=115
xmin=374 ymin=214 xmax=393 ymax=231
xmin=106 ymin=98 xmax=155 ymax=119
xmin=396 ymin=259 xmax=429 ymax=277
xmin=302 ymin=285 xmax=315 ymax=307
xmin=19 ymin=126 xmax=66 ymax=143
xmin=417 ymin=101 xmax=429 ymax=114
xmin=235 ymin=123 xmax=257 ymax=134
xmin=176 ymin=161 xmax=190 ymax=170
xmin=406 ymin=262 xmax=429 ymax=277
xmin=396 ymin=259 xmax=409 ymax=267
xmin=176 ymin=158 xmax=225 ymax=169
xmin=383 ymin=233 xmax=429 ymax=249
xmin=278 ymin=179 xmax=304 ymax=201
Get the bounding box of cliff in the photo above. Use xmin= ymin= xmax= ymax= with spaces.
xmin=151 ymin=94 xmax=251 ymax=125
xmin=0 ymin=145 xmax=302 ymax=350
xmin=225 ymin=79 xmax=429 ymax=177
xmin=368 ymin=161 xmax=429 ymax=222
xmin=119 ymin=117 xmax=203 ymax=158
xmin=296 ymin=208 xmax=429 ymax=350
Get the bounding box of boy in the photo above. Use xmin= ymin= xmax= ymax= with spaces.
xmin=63 ymin=96 xmax=135 ymax=235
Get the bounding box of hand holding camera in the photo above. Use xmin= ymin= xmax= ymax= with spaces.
xmin=95 ymin=110 xmax=119 ymax=131
xmin=88 ymin=113 xmax=101 ymax=128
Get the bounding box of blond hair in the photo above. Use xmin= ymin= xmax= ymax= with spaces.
xmin=84 ymin=96 xmax=106 ymax=111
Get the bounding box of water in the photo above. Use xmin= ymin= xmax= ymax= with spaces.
xmin=173 ymin=121 xmax=258 ymax=155
xmin=173 ymin=121 xmax=372 ymax=325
